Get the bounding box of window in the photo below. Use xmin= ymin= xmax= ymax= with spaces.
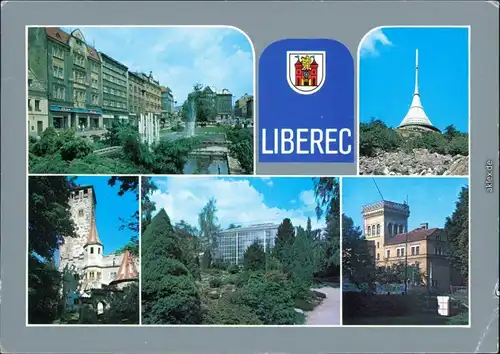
xmin=411 ymin=245 xmax=420 ymax=256
xmin=367 ymin=226 xmax=371 ymax=236
xmin=28 ymin=99 xmax=32 ymax=111
xmin=73 ymin=70 xmax=86 ymax=84
xmin=376 ymin=253 xmax=380 ymax=260
xmin=78 ymin=209 xmax=84 ymax=217
xmin=386 ymin=249 xmax=390 ymax=259
xmin=52 ymin=46 xmax=65 ymax=59
xmin=90 ymin=247 xmax=94 ymax=254
xmin=35 ymin=100 xmax=40 ymax=111
xmin=53 ymin=64 xmax=64 ymax=79
xmin=397 ymin=248 xmax=405 ymax=257
xmin=52 ymin=85 xmax=65 ymax=100
xmin=376 ymin=224 xmax=380 ymax=235
xmin=376 ymin=242 xmax=379 ymax=249
xmin=436 ymin=234 xmax=442 ymax=241
xmin=92 ymin=78 xmax=99 ymax=89
xmin=28 ymin=79 xmax=33 ymax=87
xmin=97 ymin=248 xmax=101 ymax=254
xmin=73 ymin=53 xmax=85 ymax=67
xmin=92 ymin=94 xmax=99 ymax=105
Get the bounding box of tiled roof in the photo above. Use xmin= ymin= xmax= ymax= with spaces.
xmin=45 ymin=27 xmax=100 ymax=62
xmin=85 ymin=216 xmax=103 ymax=246
xmin=385 ymin=227 xmax=440 ymax=245
xmin=115 ymin=250 xmax=138 ymax=281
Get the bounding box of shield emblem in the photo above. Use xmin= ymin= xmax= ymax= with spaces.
xmin=287 ymin=51 xmax=326 ymax=95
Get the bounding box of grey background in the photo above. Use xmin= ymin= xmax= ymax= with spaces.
xmin=1 ymin=1 xmax=499 ymax=353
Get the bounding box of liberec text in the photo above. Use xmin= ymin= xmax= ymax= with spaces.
xmin=261 ymin=128 xmax=353 ymax=155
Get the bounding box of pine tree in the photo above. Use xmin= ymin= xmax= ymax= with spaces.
xmin=141 ymin=208 xmax=201 ymax=324
xmin=291 ymin=226 xmax=315 ymax=297
xmin=243 ymin=241 xmax=266 ymax=271
xmin=445 ymin=185 xmax=469 ymax=282
xmin=273 ymin=218 xmax=295 ymax=274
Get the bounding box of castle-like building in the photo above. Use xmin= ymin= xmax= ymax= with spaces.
xmin=397 ymin=49 xmax=441 ymax=135
xmin=362 ymin=200 xmax=460 ymax=292
xmin=59 ymin=185 xmax=139 ymax=300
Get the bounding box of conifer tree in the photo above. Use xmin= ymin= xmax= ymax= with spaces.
xmin=141 ymin=208 xmax=201 ymax=324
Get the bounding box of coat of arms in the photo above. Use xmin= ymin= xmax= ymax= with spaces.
xmin=287 ymin=51 xmax=326 ymax=95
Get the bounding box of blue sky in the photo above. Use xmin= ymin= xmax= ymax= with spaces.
xmin=69 ymin=176 xmax=138 ymax=255
xmin=342 ymin=177 xmax=469 ymax=232
xmin=150 ymin=177 xmax=327 ymax=230
xmin=61 ymin=26 xmax=254 ymax=105
xmin=359 ymin=27 xmax=469 ymax=133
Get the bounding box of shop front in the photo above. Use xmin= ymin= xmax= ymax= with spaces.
xmin=49 ymin=105 xmax=104 ymax=131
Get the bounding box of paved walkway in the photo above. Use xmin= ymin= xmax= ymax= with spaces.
xmin=305 ymin=287 xmax=341 ymax=325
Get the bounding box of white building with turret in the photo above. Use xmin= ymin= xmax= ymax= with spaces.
xmin=58 ymin=185 xmax=139 ymax=301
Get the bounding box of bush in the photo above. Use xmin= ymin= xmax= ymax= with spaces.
xmin=202 ymin=298 xmax=262 ymax=325
xmin=209 ymin=277 xmax=223 ymax=288
xmin=360 ymin=120 xmax=401 ymax=157
xmin=227 ymin=264 xmax=240 ymax=274
xmin=60 ymin=139 xmax=92 ymax=161
xmin=294 ymin=298 xmax=316 ymax=312
xmin=233 ymin=277 xmax=296 ymax=325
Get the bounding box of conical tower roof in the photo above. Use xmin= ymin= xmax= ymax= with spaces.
xmin=115 ymin=250 xmax=138 ymax=281
xmin=85 ymin=215 xmax=102 ymax=246
xmin=398 ymin=49 xmax=440 ymax=132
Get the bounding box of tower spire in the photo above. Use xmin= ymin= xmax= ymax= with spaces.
xmin=414 ymin=49 xmax=419 ymax=95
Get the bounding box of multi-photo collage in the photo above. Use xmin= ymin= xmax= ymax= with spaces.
xmin=27 ymin=25 xmax=469 ymax=327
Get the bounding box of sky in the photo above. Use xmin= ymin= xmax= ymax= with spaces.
xmin=359 ymin=27 xmax=469 ymax=133
xmin=61 ymin=26 xmax=254 ymax=105
xmin=69 ymin=176 xmax=138 ymax=255
xmin=342 ymin=177 xmax=469 ymax=233
xmin=150 ymin=177 xmax=327 ymax=231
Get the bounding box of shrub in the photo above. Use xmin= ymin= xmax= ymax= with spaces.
xmin=209 ymin=277 xmax=222 ymax=288
xmin=359 ymin=120 xmax=401 ymax=157
xmin=202 ymin=298 xmax=262 ymax=325
xmin=227 ymin=264 xmax=240 ymax=274
xmin=294 ymin=298 xmax=316 ymax=312
xmin=60 ymin=139 xmax=92 ymax=161
xmin=233 ymin=271 xmax=251 ymax=287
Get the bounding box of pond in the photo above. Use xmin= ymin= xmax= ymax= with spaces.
xmin=183 ymin=155 xmax=229 ymax=174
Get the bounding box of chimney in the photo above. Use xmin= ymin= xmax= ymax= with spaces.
xmin=420 ymin=223 xmax=428 ymax=230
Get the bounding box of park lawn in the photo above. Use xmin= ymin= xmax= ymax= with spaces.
xmin=196 ymin=126 xmax=228 ymax=134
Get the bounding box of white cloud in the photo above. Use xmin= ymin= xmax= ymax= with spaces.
xmin=150 ymin=178 xmax=323 ymax=231
xmin=261 ymin=177 xmax=273 ymax=187
xmin=299 ymin=190 xmax=316 ymax=208
xmin=359 ymin=28 xmax=393 ymax=57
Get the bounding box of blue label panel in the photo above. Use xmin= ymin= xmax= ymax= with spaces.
xmin=258 ymin=38 xmax=355 ymax=163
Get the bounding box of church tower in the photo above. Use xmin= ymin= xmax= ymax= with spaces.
xmin=59 ymin=186 xmax=97 ymax=272
xmin=397 ymin=49 xmax=440 ymax=134
xmin=362 ymin=200 xmax=410 ymax=259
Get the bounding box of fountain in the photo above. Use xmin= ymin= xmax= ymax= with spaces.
xmin=185 ymin=98 xmax=196 ymax=137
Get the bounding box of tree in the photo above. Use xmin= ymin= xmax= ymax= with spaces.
xmin=313 ymin=178 xmax=341 ymax=275
xmin=226 ymin=126 xmax=254 ymax=174
xmin=108 ymin=176 xmax=140 ymax=257
xmin=141 ymin=209 xmax=202 ymax=324
xmin=101 ymin=283 xmax=140 ymax=324
xmin=445 ymin=185 xmax=469 ymax=282
xmin=274 ymin=218 xmax=296 ymax=274
xmin=290 ymin=226 xmax=315 ymax=298
xmin=198 ymin=198 xmax=221 ymax=256
xmin=243 ymin=241 xmax=266 ymax=271
xmin=28 ymin=176 xmax=77 ymax=323
xmin=182 ymin=84 xmax=217 ymax=123
xmin=342 ymin=214 xmax=375 ymax=288
xmin=141 ymin=177 xmax=158 ymax=233
xmin=174 ymin=221 xmax=202 ymax=280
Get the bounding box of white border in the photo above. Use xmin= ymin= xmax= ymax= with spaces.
xmin=285 ymin=51 xmax=327 ymax=95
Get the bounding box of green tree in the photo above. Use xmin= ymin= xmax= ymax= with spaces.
xmin=290 ymin=226 xmax=315 ymax=298
xmin=182 ymin=84 xmax=217 ymax=123
xmin=108 ymin=176 xmax=140 ymax=257
xmin=101 ymin=283 xmax=140 ymax=324
xmin=274 ymin=218 xmax=296 ymax=274
xmin=359 ymin=119 xmax=401 ymax=157
xmin=243 ymin=241 xmax=266 ymax=272
xmin=174 ymin=221 xmax=202 ymax=280
xmin=198 ymin=198 xmax=221 ymax=256
xmin=226 ymin=126 xmax=254 ymax=174
xmin=141 ymin=176 xmax=158 ymax=233
xmin=445 ymin=185 xmax=469 ymax=282
xmin=28 ymin=176 xmax=77 ymax=324
xmin=313 ymin=178 xmax=341 ymax=275
xmin=342 ymin=214 xmax=375 ymax=288
xmin=141 ymin=209 xmax=202 ymax=324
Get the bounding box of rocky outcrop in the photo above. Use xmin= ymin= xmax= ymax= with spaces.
xmin=359 ymin=148 xmax=469 ymax=176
